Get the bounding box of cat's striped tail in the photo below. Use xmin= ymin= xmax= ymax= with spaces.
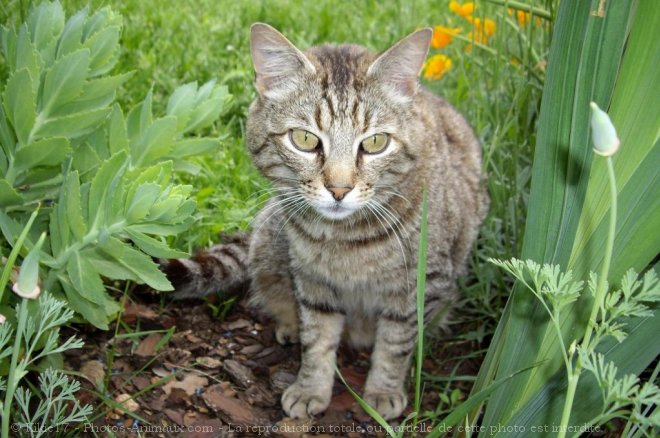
xmin=160 ymin=232 xmax=250 ymax=299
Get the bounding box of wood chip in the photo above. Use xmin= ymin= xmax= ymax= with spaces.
xmin=225 ymin=318 xmax=251 ymax=330
xmin=196 ymin=356 xmax=223 ymax=369
xmin=244 ymin=385 xmax=277 ymax=408
xmin=163 ymin=408 xmax=184 ymax=426
xmin=223 ymin=360 xmax=256 ymax=388
xmin=202 ymin=385 xmax=269 ymax=426
xmin=240 ymin=343 xmax=263 ymax=355
xmin=270 ymin=370 xmax=296 ymax=392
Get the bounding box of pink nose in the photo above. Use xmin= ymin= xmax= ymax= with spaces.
xmin=326 ymin=186 xmax=352 ymax=201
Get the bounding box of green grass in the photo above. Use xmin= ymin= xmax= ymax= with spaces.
xmin=1 ymin=0 xmax=554 ymax=427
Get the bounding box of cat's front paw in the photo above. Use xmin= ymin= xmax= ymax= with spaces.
xmin=281 ymin=382 xmax=331 ymax=418
xmin=275 ymin=321 xmax=299 ymax=345
xmin=363 ymin=390 xmax=407 ymax=420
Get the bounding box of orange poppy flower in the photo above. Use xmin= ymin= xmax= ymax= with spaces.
xmin=449 ymin=1 xmax=475 ymax=19
xmin=431 ymin=25 xmax=461 ymax=49
xmin=423 ymin=54 xmax=452 ymax=81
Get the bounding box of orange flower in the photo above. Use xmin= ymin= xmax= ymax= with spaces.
xmin=464 ymin=16 xmax=496 ymax=50
xmin=423 ymin=54 xmax=452 ymax=81
xmin=431 ymin=25 xmax=461 ymax=49
xmin=449 ymin=1 xmax=475 ymax=19
xmin=508 ymin=8 xmax=531 ymax=27
xmin=468 ymin=16 xmax=496 ymax=37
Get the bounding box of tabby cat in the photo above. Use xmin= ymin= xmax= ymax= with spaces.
xmin=163 ymin=23 xmax=488 ymax=420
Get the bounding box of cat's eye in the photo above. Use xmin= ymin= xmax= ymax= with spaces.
xmin=290 ymin=129 xmax=320 ymax=152
xmin=360 ymin=133 xmax=390 ymax=154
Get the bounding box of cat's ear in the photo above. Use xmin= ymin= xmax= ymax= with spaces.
xmin=250 ymin=23 xmax=316 ymax=98
xmin=367 ymin=28 xmax=432 ymax=101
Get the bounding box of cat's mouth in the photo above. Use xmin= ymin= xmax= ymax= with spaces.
xmin=315 ymin=202 xmax=357 ymax=220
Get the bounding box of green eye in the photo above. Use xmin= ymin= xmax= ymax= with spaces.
xmin=290 ymin=129 xmax=320 ymax=151
xmin=361 ymin=133 xmax=390 ymax=154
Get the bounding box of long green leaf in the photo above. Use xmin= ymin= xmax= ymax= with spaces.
xmin=473 ymin=0 xmax=638 ymax=431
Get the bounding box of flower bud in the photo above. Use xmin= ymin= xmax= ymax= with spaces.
xmin=12 ymin=232 xmax=45 ymax=300
xmin=589 ymin=102 xmax=620 ymax=156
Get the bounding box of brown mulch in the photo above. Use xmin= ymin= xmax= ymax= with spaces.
xmin=62 ymin=293 xmax=480 ymax=437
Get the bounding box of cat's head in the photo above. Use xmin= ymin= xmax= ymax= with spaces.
xmin=246 ymin=23 xmax=432 ymax=221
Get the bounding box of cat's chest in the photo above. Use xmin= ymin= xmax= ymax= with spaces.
xmin=286 ymin=227 xmax=411 ymax=294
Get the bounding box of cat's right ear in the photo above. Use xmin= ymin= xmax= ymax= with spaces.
xmin=250 ymin=23 xmax=315 ymax=99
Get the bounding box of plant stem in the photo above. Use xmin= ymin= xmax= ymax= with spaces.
xmin=583 ymin=157 xmax=617 ymax=349
xmin=485 ymin=0 xmax=554 ymax=20
xmin=2 ymin=299 xmax=28 ymax=438
xmin=557 ymin=156 xmax=617 ymax=438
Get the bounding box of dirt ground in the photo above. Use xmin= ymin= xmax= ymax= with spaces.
xmin=63 ymin=292 xmax=481 ymax=438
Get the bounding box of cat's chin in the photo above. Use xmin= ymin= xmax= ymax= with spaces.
xmin=315 ymin=205 xmax=357 ymax=221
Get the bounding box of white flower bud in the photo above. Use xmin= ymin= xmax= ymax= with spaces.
xmin=12 ymin=281 xmax=41 ymax=299
xmin=0 ymin=313 xmax=6 ymax=324
xmin=589 ymin=102 xmax=620 ymax=156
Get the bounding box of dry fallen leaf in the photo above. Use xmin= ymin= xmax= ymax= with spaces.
xmin=135 ymin=333 xmax=163 ymax=357
xmin=80 ymin=360 xmax=106 ymax=387
xmin=162 ymin=373 xmax=208 ymax=396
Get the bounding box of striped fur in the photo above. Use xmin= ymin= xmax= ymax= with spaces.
xmin=162 ymin=232 xmax=250 ymax=299
xmin=164 ymin=24 xmax=488 ymax=420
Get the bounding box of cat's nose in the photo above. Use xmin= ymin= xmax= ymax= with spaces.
xmin=326 ymin=185 xmax=353 ymax=201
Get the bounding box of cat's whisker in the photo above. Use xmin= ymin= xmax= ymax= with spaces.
xmin=367 ymin=200 xmax=412 ymax=292
xmin=250 ymin=192 xmax=307 ymax=236
xmin=274 ymin=198 xmax=312 ymax=242
xmin=376 ymin=187 xmax=412 ymax=206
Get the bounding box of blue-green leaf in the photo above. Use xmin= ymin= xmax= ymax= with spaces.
xmin=131 ymin=116 xmax=177 ymax=167
xmin=41 ymin=49 xmax=90 ymax=116
xmin=14 ymin=137 xmax=70 ymax=171
xmin=125 ymin=183 xmax=161 ymax=223
xmin=98 ymin=236 xmax=173 ymax=290
xmin=35 ymin=107 xmax=111 ymax=140
xmin=170 ymin=138 xmax=220 ymax=158
xmin=88 ymin=151 xmax=127 ymax=228
xmin=66 ymin=251 xmax=106 ymax=305
xmin=125 ymin=228 xmax=188 ymax=258
xmin=2 ymin=69 xmax=36 ymax=145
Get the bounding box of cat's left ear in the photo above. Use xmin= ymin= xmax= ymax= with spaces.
xmin=250 ymin=23 xmax=316 ymax=99
xmin=367 ymin=28 xmax=432 ymax=101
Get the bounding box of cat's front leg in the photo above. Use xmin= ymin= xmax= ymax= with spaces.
xmin=363 ymin=310 xmax=417 ymax=420
xmin=282 ymin=279 xmax=344 ymax=418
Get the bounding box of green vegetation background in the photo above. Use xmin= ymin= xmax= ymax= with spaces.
xmin=1 ymin=0 xmax=550 ymax=332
